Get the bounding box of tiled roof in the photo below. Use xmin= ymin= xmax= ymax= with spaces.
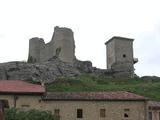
xmin=43 ymin=91 xmax=147 ymax=101
xmin=148 ymin=101 xmax=160 ymax=110
xmin=0 ymin=80 xmax=45 ymax=94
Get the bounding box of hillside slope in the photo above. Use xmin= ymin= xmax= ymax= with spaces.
xmin=47 ymin=74 xmax=160 ymax=101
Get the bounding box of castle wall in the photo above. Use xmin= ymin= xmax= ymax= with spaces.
xmin=28 ymin=26 xmax=75 ymax=64
xmin=28 ymin=38 xmax=45 ymax=62
xmin=106 ymin=40 xmax=116 ymax=69
xmin=105 ymin=37 xmax=135 ymax=78
xmin=115 ymin=39 xmax=133 ymax=64
xmin=40 ymin=42 xmax=55 ymax=62
xmin=52 ymin=27 xmax=75 ymax=63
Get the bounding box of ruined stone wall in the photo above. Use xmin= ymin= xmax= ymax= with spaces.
xmin=106 ymin=40 xmax=116 ymax=69
xmin=50 ymin=26 xmax=75 ymax=63
xmin=28 ymin=26 xmax=75 ymax=64
xmin=28 ymin=38 xmax=45 ymax=63
xmin=115 ymin=39 xmax=134 ymax=64
xmin=105 ymin=37 xmax=136 ymax=78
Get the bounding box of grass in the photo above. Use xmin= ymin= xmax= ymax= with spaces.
xmin=46 ymin=74 xmax=160 ymax=101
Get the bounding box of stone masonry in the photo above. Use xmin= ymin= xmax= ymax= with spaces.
xmin=28 ymin=26 xmax=76 ymax=64
xmin=105 ymin=36 xmax=138 ymax=78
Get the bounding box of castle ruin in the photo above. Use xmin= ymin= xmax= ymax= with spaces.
xmin=28 ymin=26 xmax=138 ymax=78
xmin=105 ymin=36 xmax=138 ymax=78
xmin=28 ymin=26 xmax=76 ymax=64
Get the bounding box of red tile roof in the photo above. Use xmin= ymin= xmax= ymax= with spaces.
xmin=148 ymin=101 xmax=160 ymax=110
xmin=43 ymin=91 xmax=147 ymax=101
xmin=0 ymin=80 xmax=45 ymax=94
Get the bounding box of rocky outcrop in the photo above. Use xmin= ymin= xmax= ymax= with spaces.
xmin=0 ymin=58 xmax=109 ymax=83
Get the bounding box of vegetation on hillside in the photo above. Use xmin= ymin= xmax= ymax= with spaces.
xmin=5 ymin=108 xmax=58 ymax=120
xmin=47 ymin=74 xmax=160 ymax=101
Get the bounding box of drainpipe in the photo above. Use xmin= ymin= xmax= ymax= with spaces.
xmin=13 ymin=95 xmax=18 ymax=108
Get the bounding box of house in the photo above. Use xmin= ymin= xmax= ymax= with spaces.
xmin=42 ymin=91 xmax=148 ymax=120
xmin=0 ymin=80 xmax=148 ymax=120
xmin=148 ymin=101 xmax=160 ymax=120
xmin=0 ymin=80 xmax=45 ymax=109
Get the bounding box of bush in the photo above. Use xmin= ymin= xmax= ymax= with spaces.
xmin=5 ymin=108 xmax=59 ymax=120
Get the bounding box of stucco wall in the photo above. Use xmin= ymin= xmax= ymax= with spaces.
xmin=0 ymin=95 xmax=15 ymax=107
xmin=0 ymin=95 xmax=146 ymax=120
xmin=0 ymin=95 xmax=42 ymax=109
xmin=41 ymin=100 xmax=146 ymax=120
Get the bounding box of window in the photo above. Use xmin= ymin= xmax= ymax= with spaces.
xmin=21 ymin=105 xmax=30 ymax=107
xmin=77 ymin=109 xmax=83 ymax=118
xmin=100 ymin=109 xmax=106 ymax=118
xmin=54 ymin=109 xmax=60 ymax=117
xmin=123 ymin=54 xmax=126 ymax=58
xmin=124 ymin=109 xmax=130 ymax=118
xmin=148 ymin=112 xmax=152 ymax=120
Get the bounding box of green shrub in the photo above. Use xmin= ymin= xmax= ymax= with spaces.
xmin=5 ymin=108 xmax=58 ymax=120
xmin=5 ymin=108 xmax=17 ymax=120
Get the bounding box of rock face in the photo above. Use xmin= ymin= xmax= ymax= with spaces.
xmin=28 ymin=26 xmax=75 ymax=64
xmin=0 ymin=58 xmax=107 ymax=83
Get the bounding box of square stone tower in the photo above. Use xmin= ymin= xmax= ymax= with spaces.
xmin=105 ymin=36 xmax=138 ymax=78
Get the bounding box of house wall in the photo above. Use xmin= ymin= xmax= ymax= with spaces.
xmin=41 ymin=100 xmax=146 ymax=120
xmin=0 ymin=95 xmax=147 ymax=120
xmin=0 ymin=95 xmax=42 ymax=109
xmin=149 ymin=110 xmax=160 ymax=120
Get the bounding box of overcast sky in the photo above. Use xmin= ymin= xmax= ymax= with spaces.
xmin=0 ymin=0 xmax=160 ymax=77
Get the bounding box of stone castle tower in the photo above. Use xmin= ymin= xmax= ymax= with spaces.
xmin=28 ymin=26 xmax=76 ymax=64
xmin=105 ymin=36 xmax=138 ymax=78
